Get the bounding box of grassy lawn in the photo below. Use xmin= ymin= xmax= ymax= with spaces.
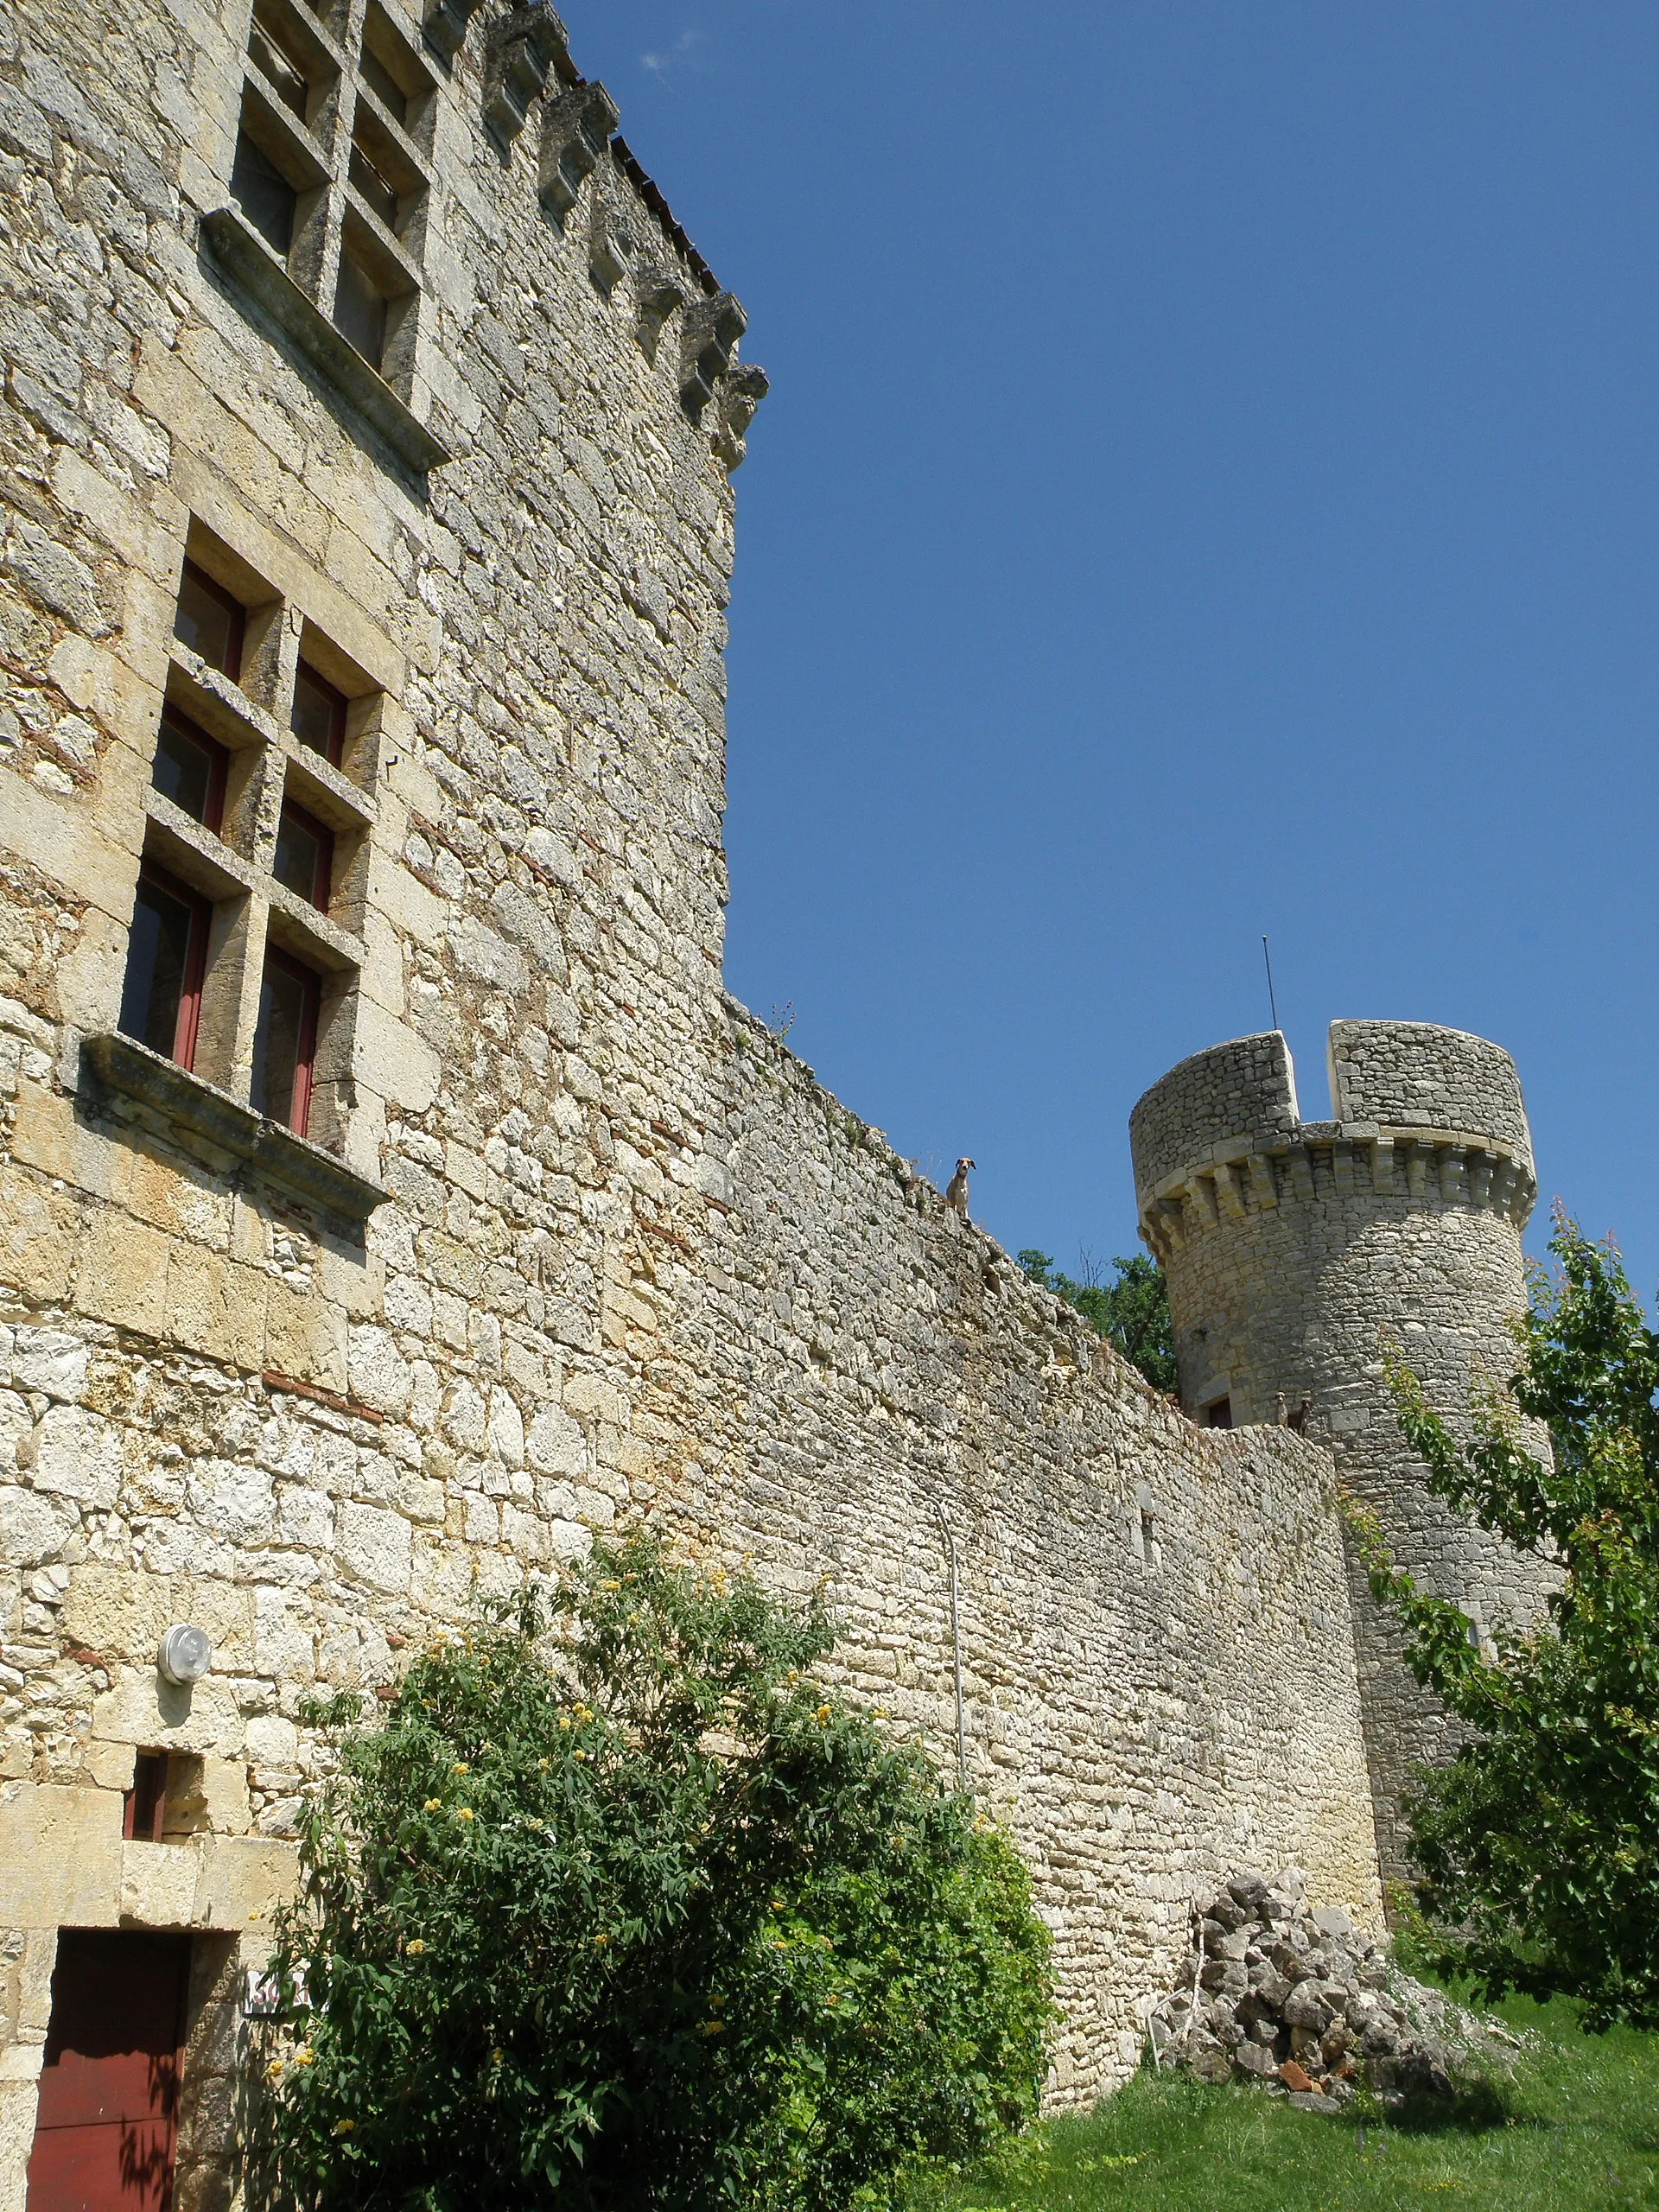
xmin=906 ymin=1993 xmax=1659 ymax=2210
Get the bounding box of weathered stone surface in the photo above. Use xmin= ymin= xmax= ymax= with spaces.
xmin=1147 ymin=1872 xmax=1517 ymax=2113
xmin=0 ymin=0 xmax=1535 ymax=2194
xmin=1130 ymin=1023 xmax=1557 ymax=1878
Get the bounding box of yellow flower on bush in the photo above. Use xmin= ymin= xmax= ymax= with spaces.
xmin=423 ymin=1798 xmax=442 ymax=1813
xmin=594 ymin=1932 xmax=610 ymax=1948
xmin=407 ymin=1940 xmax=427 ymax=1955
xmin=453 ymin=1762 xmax=470 ymax=1776
xmin=701 ymin=2020 xmax=725 ymax=2036
xmin=814 ymin=1705 xmax=831 ymax=1724
xmin=491 ymin=2049 xmax=505 ymax=2065
xmin=333 ymin=2119 xmax=354 ymax=2137
xmin=537 ymin=1758 xmax=550 ymax=1770
xmin=292 ymin=2047 xmax=315 ymax=2067
xmin=457 ymin=1807 xmax=474 ymax=1821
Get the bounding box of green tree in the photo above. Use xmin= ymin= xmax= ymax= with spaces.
xmin=1349 ymin=1211 xmax=1659 ymax=2031
xmin=248 ymin=1534 xmax=1053 ymax=2212
xmin=1017 ymin=1250 xmax=1177 ymax=1394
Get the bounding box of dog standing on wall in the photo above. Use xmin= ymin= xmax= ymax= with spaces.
xmin=946 ymin=1158 xmax=975 ymax=1216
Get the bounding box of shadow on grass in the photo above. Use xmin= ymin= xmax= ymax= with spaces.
xmin=1380 ymin=2074 xmax=1524 ymax=2137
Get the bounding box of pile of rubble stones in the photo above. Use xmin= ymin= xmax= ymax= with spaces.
xmin=1145 ymin=1867 xmax=1505 ymax=2114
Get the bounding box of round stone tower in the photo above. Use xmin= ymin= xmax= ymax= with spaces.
xmin=1128 ymin=1020 xmax=1552 ymax=1883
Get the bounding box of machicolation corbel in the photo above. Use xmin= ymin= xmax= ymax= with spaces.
xmin=714 ymin=364 xmax=769 ymax=468
xmin=423 ymin=0 xmax=485 ymax=67
xmin=634 ymin=266 xmax=687 ymax=360
xmin=539 ymin=81 xmax=620 ymax=222
xmin=679 ymin=293 xmax=747 ymax=420
xmin=588 ymin=200 xmax=628 ymax=296
xmin=485 ymin=3 xmax=571 ymax=144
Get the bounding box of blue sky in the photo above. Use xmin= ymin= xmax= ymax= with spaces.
xmin=569 ymin=3 xmax=1659 ymax=1297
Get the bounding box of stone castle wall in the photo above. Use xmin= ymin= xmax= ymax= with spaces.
xmin=1131 ymin=1022 xmax=1554 ymax=1882
xmin=0 ymin=0 xmax=1384 ymax=2198
xmin=664 ymin=1005 xmax=1382 ymax=2102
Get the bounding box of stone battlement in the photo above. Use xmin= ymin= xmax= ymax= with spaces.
xmin=1131 ymin=1022 xmax=1536 ymax=1263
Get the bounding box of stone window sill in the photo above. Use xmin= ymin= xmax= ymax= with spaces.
xmin=200 ymin=206 xmax=451 ymax=477
xmin=81 ymin=1031 xmax=387 ymax=1228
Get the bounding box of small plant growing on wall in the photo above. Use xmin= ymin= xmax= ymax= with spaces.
xmin=246 ymin=1533 xmax=1053 ymax=2211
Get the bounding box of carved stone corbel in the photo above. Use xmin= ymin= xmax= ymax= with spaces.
xmin=713 ymin=363 xmax=769 ymax=469
xmin=538 ymin=80 xmax=620 ymax=220
xmin=633 ymin=266 xmax=686 ymax=360
xmin=485 ymin=3 xmax=570 ymax=143
xmin=679 ymin=291 xmax=747 ymax=419
xmin=588 ymin=198 xmax=628 ymax=295
xmin=423 ymin=0 xmax=486 ymax=68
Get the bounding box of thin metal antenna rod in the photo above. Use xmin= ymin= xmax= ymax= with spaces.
xmin=1262 ymin=935 xmax=1280 ymax=1033
xmin=932 ymin=1499 xmax=969 ymax=1793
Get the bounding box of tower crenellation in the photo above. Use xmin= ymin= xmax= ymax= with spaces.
xmin=1130 ymin=1020 xmax=1552 ymax=1881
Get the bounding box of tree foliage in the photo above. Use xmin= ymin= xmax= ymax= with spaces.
xmin=248 ymin=1534 xmax=1053 ymax=2211
xmin=1348 ymin=1211 xmax=1659 ymax=2031
xmin=1016 ymin=1250 xmax=1177 ymax=1393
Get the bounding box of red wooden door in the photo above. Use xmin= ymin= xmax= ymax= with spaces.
xmin=26 ymin=1931 xmax=190 ymax=2212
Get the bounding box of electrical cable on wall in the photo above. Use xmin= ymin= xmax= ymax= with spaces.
xmin=931 ymin=1498 xmax=969 ymax=1793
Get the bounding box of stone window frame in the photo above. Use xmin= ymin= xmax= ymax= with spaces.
xmin=211 ymin=0 xmax=448 ymax=471
xmin=95 ymin=519 xmax=391 ymax=1224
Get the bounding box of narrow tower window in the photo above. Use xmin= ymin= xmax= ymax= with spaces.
xmin=123 ymin=1751 xmax=170 ymax=1842
xmin=118 ymin=867 xmax=210 ymax=1069
xmin=291 ymin=659 xmax=347 ymax=766
xmin=251 ymin=949 xmax=321 ymax=1135
xmin=172 ymin=559 xmax=245 ymax=681
xmin=273 ymin=798 xmax=334 ymax=910
xmin=151 ymin=704 xmax=229 ymax=835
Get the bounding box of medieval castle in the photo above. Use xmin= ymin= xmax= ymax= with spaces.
xmin=0 ymin=0 xmax=1549 ymax=2202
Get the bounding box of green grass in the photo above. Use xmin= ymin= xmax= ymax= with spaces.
xmin=906 ymin=1993 xmax=1659 ymax=2211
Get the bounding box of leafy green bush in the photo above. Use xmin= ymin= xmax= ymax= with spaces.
xmin=248 ymin=1534 xmax=1053 ymax=2211
xmin=1351 ymin=1211 xmax=1659 ymax=2031
xmin=1015 ymin=1251 xmax=1176 ymax=1394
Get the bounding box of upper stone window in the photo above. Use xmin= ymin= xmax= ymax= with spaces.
xmin=223 ymin=0 xmax=435 ymax=410
xmin=152 ymin=705 xmax=230 ymax=835
xmin=110 ymin=521 xmax=387 ymax=1166
xmin=173 ymin=560 xmax=245 ymax=682
xmin=291 ymin=660 xmax=347 ymax=766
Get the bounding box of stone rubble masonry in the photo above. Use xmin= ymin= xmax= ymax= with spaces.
xmin=1147 ymin=1868 xmax=1510 ymax=2113
xmin=1130 ymin=1021 xmax=1556 ymax=1885
xmin=0 ymin=0 xmax=1382 ymax=2201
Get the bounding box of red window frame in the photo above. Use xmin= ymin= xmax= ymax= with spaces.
xmin=155 ymin=701 xmax=230 ymax=836
xmin=175 ymin=557 xmax=246 ymax=683
xmin=123 ymin=1751 xmax=169 ymax=1842
xmin=291 ymin=659 xmax=348 ymax=767
xmin=276 ymin=797 xmax=334 ymax=911
xmin=137 ymin=861 xmax=211 ymax=1071
xmin=264 ymin=947 xmax=321 ymax=1137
